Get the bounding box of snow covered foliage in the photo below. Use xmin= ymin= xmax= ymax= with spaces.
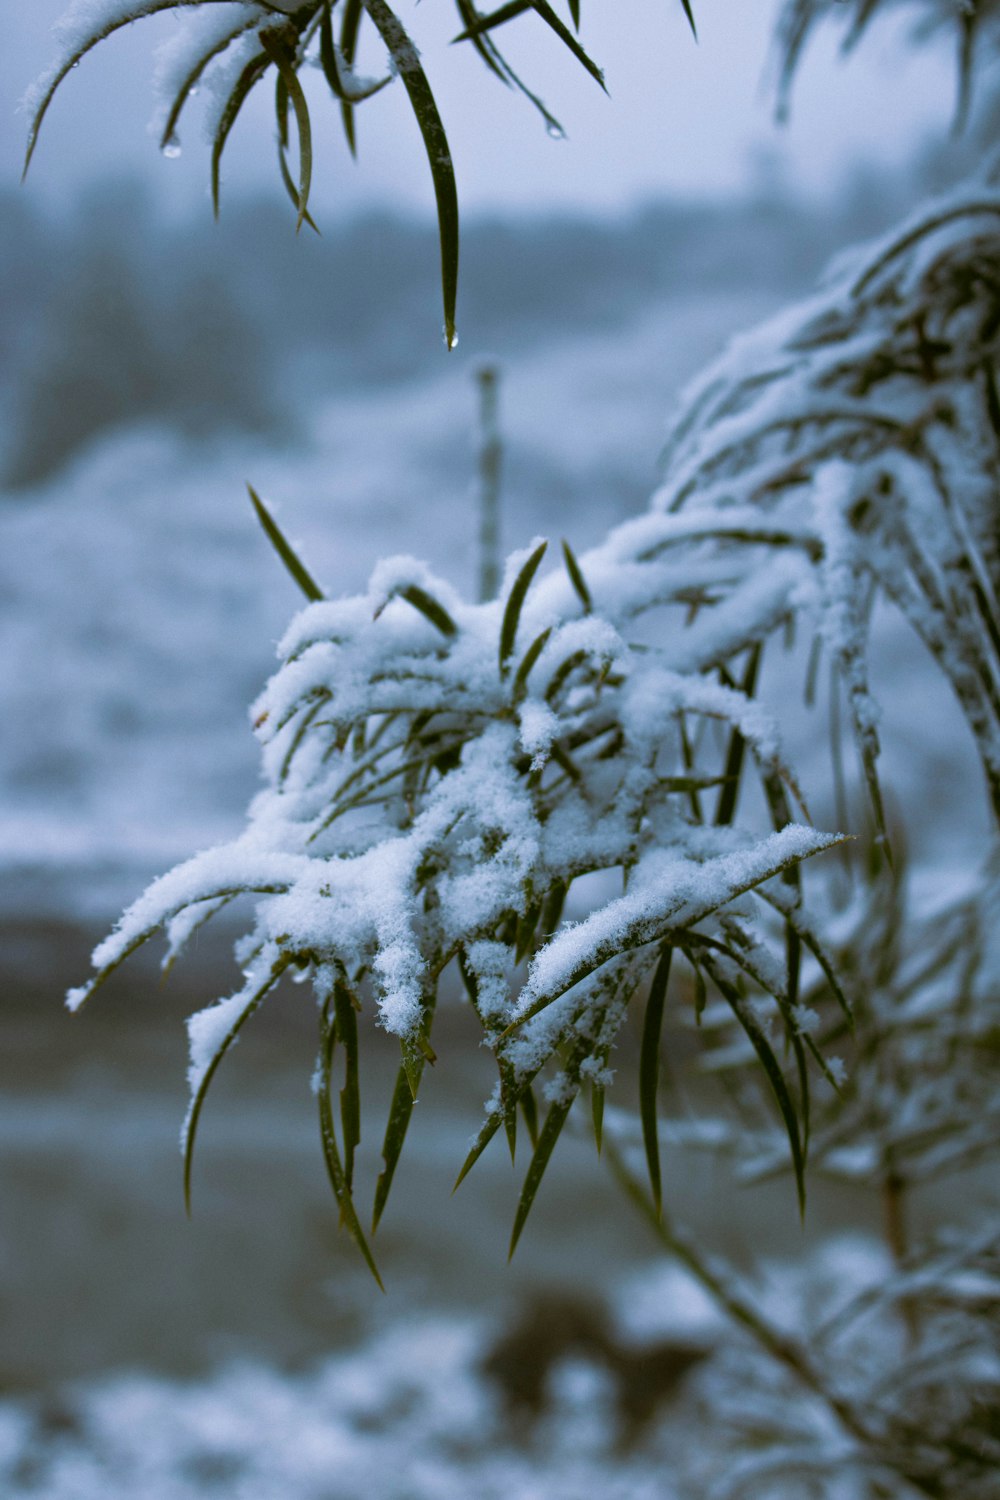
xmin=25 ymin=0 xmax=698 ymax=350
xmin=653 ymin=182 xmax=1000 ymax=836
xmin=69 ymin=516 xmax=849 ymax=1272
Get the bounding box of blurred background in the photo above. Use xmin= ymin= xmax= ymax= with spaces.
xmin=0 ymin=2 xmax=992 ymax=1495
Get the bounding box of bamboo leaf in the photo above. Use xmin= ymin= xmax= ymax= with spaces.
xmin=678 ymin=0 xmax=698 ymax=42
xmin=714 ymin=643 xmax=761 ymax=827
xmin=372 ymin=1064 xmax=416 ymax=1230
xmin=362 ymin=0 xmax=460 ymax=348
xmin=509 ymin=1086 xmax=579 ymax=1256
xmin=24 ymin=0 xmax=188 ymax=178
xmin=640 ymin=945 xmax=672 ymax=1216
xmin=591 ymin=1081 xmax=605 ymax=1151
xmin=259 ymin=30 xmax=313 ymax=232
xmin=397 ymin=585 xmax=458 ymax=637
xmin=339 ymin=0 xmax=365 ymax=154
xmin=499 ymin=540 xmax=548 ymax=675
xmin=512 ymin=626 xmax=552 ymax=702
xmin=455 ymin=0 xmax=606 ymax=90
xmin=334 ymin=982 xmax=361 ymax=1190
xmin=247 ymin=485 xmax=324 ymax=601
xmin=525 ymin=0 xmax=606 ymax=91
xmin=211 ymin=51 xmax=270 ymax=217
xmin=159 ymin=19 xmax=257 ymax=156
xmin=452 ymin=0 xmax=514 ymax=83
xmin=561 ymin=538 xmax=592 ymax=613
xmin=317 ymin=1008 xmax=384 ymax=1287
xmin=519 ymin=1083 xmax=540 ymax=1148
xmin=452 ymin=1 xmax=531 ymax=43
xmin=184 ymin=957 xmax=290 ymax=1213
xmin=320 ymin=0 xmax=392 ymax=102
xmin=453 ymin=1106 xmax=505 ymax=1190
xmin=707 ymin=960 xmax=806 ymax=1219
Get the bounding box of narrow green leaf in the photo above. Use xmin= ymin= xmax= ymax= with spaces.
xmin=539 ymin=879 xmax=566 ymax=937
xmin=453 ymin=1106 xmax=505 ymax=1190
xmin=320 ymin=0 xmax=392 ymax=102
xmin=525 ymin=0 xmax=606 ymax=91
xmin=372 ymin=1064 xmax=416 ymax=1230
xmin=545 ymin=647 xmax=588 ymax=703
xmin=519 ymin=1083 xmax=540 ymax=1148
xmin=640 ymin=945 xmax=672 ymax=1217
xmin=334 ymin=982 xmax=361 ymax=1190
xmin=259 ymin=31 xmax=313 ymax=232
xmin=452 ymin=0 xmax=515 ymax=82
xmin=211 ymin=52 xmax=269 ymax=217
xmin=276 ymin=140 xmax=321 ymax=233
xmin=499 ymin=1060 xmax=520 ymax=1162
xmin=499 ymin=540 xmax=548 ymax=675
xmin=512 ymin=626 xmax=552 ymax=702
xmin=247 ymin=485 xmax=325 ymax=601
xmin=709 ymin=962 xmax=806 ymax=1219
xmin=678 ymin=0 xmax=698 ymax=42
xmin=691 ymin=955 xmax=707 ymax=1023
xmin=591 ymin=1082 xmax=605 ymax=1152
xmin=561 ymin=538 xmax=592 ymax=612
xmin=184 ymin=958 xmax=290 ymax=1214
xmin=452 ymin=1 xmax=531 ymax=44
xmin=515 ymin=897 xmax=541 ymax=965
xmin=317 ymin=1009 xmax=384 ymax=1288
xmin=568 ymin=0 xmax=581 ymax=30
xmin=339 ymin=0 xmax=365 ymax=154
xmin=362 ymin=0 xmax=460 ymax=347
xmin=397 ymin=584 xmax=458 ymax=637
xmin=714 ymin=643 xmax=761 ymax=827
xmin=23 ymin=0 xmax=188 ymax=179
xmin=160 ymin=20 xmax=256 ymax=155
xmin=509 ymin=1087 xmax=578 ymax=1257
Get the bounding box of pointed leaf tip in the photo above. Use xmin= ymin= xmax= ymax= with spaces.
xmin=247 ymin=484 xmax=324 ymax=602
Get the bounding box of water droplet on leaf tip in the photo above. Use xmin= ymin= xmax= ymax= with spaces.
xmin=546 ymin=122 xmax=566 ymax=140
xmin=442 ymin=324 xmax=458 ymax=351
xmin=162 ymin=136 xmax=182 ymax=159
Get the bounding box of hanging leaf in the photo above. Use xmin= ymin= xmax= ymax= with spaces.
xmin=317 ymin=1005 xmax=384 ymax=1287
xmin=362 ymin=0 xmax=460 ymax=348
xmin=260 ymin=30 xmax=313 ymax=231
xmin=640 ymin=945 xmax=672 ymax=1216
xmin=184 ymin=957 xmax=290 ymax=1214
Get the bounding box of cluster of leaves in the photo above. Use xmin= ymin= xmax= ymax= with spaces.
xmin=689 ymin=852 xmax=1000 ymax=1197
xmin=703 ymin=1233 xmax=1000 ymax=1500
xmin=25 ymin=0 xmax=697 ymax=349
xmin=69 ymin=492 xmax=854 ymax=1281
xmin=651 ymin=183 xmax=1000 ymax=837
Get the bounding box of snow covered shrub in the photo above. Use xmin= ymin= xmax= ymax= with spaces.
xmin=651 ymin=184 xmax=1000 ymax=835
xmin=67 ymin=520 xmax=848 ymax=1277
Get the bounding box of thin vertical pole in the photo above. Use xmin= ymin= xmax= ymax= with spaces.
xmin=475 ymin=361 xmax=502 ymax=603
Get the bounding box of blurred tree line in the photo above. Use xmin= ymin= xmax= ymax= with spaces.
xmin=0 ymin=171 xmax=930 ymax=491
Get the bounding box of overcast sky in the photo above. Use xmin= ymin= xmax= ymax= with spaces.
xmin=3 ymin=1 xmax=958 ymax=220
